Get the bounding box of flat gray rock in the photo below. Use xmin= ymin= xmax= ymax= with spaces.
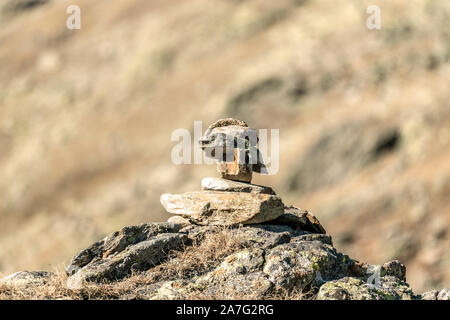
xmin=160 ymin=191 xmax=284 ymax=226
xmin=201 ymin=177 xmax=275 ymax=194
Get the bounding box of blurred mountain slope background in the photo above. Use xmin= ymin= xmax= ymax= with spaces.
xmin=0 ymin=0 xmax=449 ymax=292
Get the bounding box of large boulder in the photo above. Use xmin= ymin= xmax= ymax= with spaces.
xmin=187 ymin=248 xmax=273 ymax=299
xmin=160 ymin=191 xmax=284 ymax=226
xmin=66 ymin=222 xmax=181 ymax=275
xmin=263 ymin=240 xmax=352 ymax=291
xmin=66 ymin=223 xmax=187 ymax=287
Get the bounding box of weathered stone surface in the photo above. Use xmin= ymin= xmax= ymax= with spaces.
xmin=204 ymin=118 xmax=248 ymax=132
xmin=199 ymin=118 xmax=268 ymax=178
xmin=317 ymin=276 xmax=416 ymax=300
xmin=178 ymin=225 xmax=222 ymax=245
xmin=291 ymin=233 xmax=333 ymax=246
xmin=67 ymin=232 xmax=187 ymax=286
xmin=181 ymin=224 xmax=293 ymax=250
xmin=56 ymin=220 xmax=450 ymax=299
xmin=341 ymin=260 xmax=406 ymax=283
xmin=134 ymin=280 xmax=192 ymax=300
xmin=263 ymin=241 xmax=353 ymax=291
xmin=167 ymin=215 xmax=190 ymax=227
xmin=160 ymin=191 xmax=284 ymax=226
xmin=66 ymin=222 xmax=181 ymax=275
xmin=201 ymin=177 xmax=275 ymax=194
xmin=381 ymin=260 xmax=406 ymax=282
xmin=267 ymin=206 xmax=326 ymax=234
xmin=199 ymin=120 xmax=254 ymax=158
xmin=234 ymin=225 xmax=292 ymax=249
xmin=437 ymin=288 xmax=450 ymax=300
xmin=191 ymin=248 xmax=273 ymax=299
xmin=0 ymin=271 xmax=55 ymax=288
xmin=420 ymin=290 xmax=439 ymax=300
xmin=217 ymin=149 xmax=253 ymax=183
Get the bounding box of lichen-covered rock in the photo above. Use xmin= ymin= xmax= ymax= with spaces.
xmin=0 ymin=271 xmax=55 ymax=288
xmin=191 ymin=248 xmax=273 ymax=299
xmin=421 ymin=288 xmax=450 ymax=301
xmin=381 ymin=260 xmax=406 ymax=281
xmin=268 ymin=206 xmax=326 ymax=234
xmin=66 ymin=222 xmax=181 ymax=275
xmin=263 ymin=241 xmax=352 ymax=291
xmin=291 ymin=233 xmax=333 ymax=246
xmin=133 ymin=280 xmax=192 ymax=300
xmin=317 ymin=276 xmax=416 ymax=300
xmin=437 ymin=288 xmax=450 ymax=300
xmin=160 ymin=191 xmax=284 ymax=226
xmin=57 ymin=218 xmax=447 ymax=300
xmin=234 ymin=225 xmax=292 ymax=249
xmin=67 ymin=232 xmax=188 ymax=286
xmin=420 ymin=290 xmax=439 ymax=300
xmin=167 ymin=215 xmax=191 ymax=227
xmin=201 ymin=177 xmax=275 ymax=195
xmin=341 ymin=260 xmax=407 ymax=284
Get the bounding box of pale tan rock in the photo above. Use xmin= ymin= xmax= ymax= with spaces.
xmin=205 ymin=118 xmax=248 ymax=131
xmin=167 ymin=215 xmax=191 ymax=227
xmin=201 ymin=177 xmax=275 ymax=195
xmin=1 ymin=271 xmax=55 ymax=288
xmin=160 ymin=191 xmax=284 ymax=226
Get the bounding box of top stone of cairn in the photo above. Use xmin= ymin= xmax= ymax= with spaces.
xmin=199 ymin=118 xmax=267 ymax=183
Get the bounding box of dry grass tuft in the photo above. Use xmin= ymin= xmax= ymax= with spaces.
xmin=267 ymin=287 xmax=316 ymax=300
xmin=142 ymin=226 xmax=249 ymax=284
xmin=0 ymin=270 xmax=133 ymax=300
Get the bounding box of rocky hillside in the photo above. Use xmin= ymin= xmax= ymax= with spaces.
xmin=0 ymin=0 xmax=449 ymax=294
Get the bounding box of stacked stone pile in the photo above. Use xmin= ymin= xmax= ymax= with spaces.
xmin=161 ymin=118 xmax=323 ymax=231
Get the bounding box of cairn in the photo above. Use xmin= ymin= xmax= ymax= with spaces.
xmin=161 ymin=118 xmax=325 ymax=232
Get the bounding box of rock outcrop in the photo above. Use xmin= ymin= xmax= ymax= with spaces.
xmin=1 ymin=119 xmax=449 ymax=300
xmin=2 ymin=219 xmax=449 ymax=299
xmin=58 ymin=119 xmax=450 ymax=299
xmin=56 ymin=220 xmax=449 ymax=300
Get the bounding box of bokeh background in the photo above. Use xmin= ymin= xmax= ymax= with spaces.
xmin=0 ymin=0 xmax=449 ymax=293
